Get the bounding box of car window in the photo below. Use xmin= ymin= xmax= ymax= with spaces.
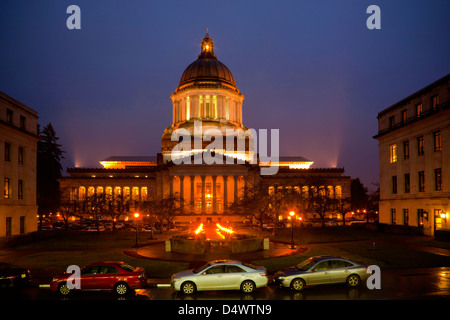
xmin=100 ymin=266 xmax=119 ymax=274
xmin=225 ymin=265 xmax=245 ymax=273
xmin=205 ymin=265 xmax=223 ymax=274
xmin=313 ymin=261 xmax=330 ymax=271
xmin=330 ymin=260 xmax=352 ymax=269
xmin=120 ymin=264 xmax=136 ymax=272
xmin=81 ymin=266 xmax=99 ymax=275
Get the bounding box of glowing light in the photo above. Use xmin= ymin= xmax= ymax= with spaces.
xmin=134 ymin=212 xmax=139 ymax=218
xmin=289 ymin=211 xmax=295 ymax=217
xmin=195 ymin=223 xmax=204 ymax=235
xmin=216 ymin=223 xmax=233 ymax=234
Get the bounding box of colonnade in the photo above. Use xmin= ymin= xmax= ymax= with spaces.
xmin=168 ymin=174 xmax=248 ymax=214
xmin=172 ymin=94 xmax=243 ymax=125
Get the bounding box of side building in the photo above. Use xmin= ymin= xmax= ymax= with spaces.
xmin=0 ymin=91 xmax=39 ymax=237
xmin=374 ymin=74 xmax=450 ymax=237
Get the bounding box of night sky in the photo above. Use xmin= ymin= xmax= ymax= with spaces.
xmin=1 ymin=0 xmax=450 ymax=191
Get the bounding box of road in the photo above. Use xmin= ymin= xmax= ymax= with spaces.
xmin=1 ymin=267 xmax=449 ymax=300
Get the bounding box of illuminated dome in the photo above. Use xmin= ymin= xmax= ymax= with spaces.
xmin=175 ymin=30 xmax=239 ymax=94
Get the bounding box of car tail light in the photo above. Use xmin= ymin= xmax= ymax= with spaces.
xmin=260 ymin=273 xmax=267 ymax=277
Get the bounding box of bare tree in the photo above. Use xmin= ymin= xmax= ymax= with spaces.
xmin=306 ymin=185 xmax=335 ymax=228
xmin=230 ymin=184 xmax=272 ymax=229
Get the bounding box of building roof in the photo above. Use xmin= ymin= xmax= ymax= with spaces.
xmin=174 ymin=31 xmax=239 ymax=94
xmin=376 ymin=73 xmax=450 ymax=118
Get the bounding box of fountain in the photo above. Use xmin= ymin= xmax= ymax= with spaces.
xmin=166 ymin=222 xmax=269 ymax=254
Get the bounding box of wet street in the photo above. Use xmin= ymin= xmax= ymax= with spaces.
xmin=2 ymin=267 xmax=449 ymax=300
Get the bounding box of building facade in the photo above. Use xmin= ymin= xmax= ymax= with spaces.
xmin=0 ymin=91 xmax=39 ymax=237
xmin=60 ymin=32 xmax=351 ymax=226
xmin=374 ymin=74 xmax=450 ymax=236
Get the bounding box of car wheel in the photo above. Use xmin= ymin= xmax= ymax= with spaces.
xmin=181 ymin=281 xmax=196 ymax=295
xmin=114 ymin=282 xmax=130 ymax=295
xmin=241 ymin=280 xmax=255 ymax=293
xmin=58 ymin=282 xmax=71 ymax=296
xmin=346 ymin=274 xmax=361 ymax=288
xmin=290 ymin=278 xmax=305 ymax=291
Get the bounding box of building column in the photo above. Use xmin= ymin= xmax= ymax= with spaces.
xmin=190 ymin=175 xmax=195 ymax=213
xmin=201 ymin=175 xmax=206 ymax=214
xmin=212 ymin=175 xmax=217 ymax=214
xmin=218 ymin=95 xmax=224 ymax=120
xmin=169 ymin=176 xmax=174 ymax=198
xmin=223 ymin=175 xmax=228 ymax=212
xmin=179 ymin=175 xmax=184 ymax=213
xmin=233 ymin=175 xmax=238 ymax=204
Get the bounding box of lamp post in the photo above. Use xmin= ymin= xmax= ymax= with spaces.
xmin=134 ymin=212 xmax=139 ymax=248
xmin=289 ymin=211 xmax=295 ymax=249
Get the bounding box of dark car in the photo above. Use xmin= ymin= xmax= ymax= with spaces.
xmin=0 ymin=263 xmax=31 ymax=289
xmin=273 ymin=256 xmax=369 ymax=291
xmin=50 ymin=261 xmax=147 ymax=296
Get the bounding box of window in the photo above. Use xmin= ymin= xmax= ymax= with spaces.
xmin=81 ymin=266 xmax=100 ymax=275
xmin=225 ymin=265 xmax=245 ymax=273
xmin=20 ymin=115 xmax=26 ymax=130
xmin=418 ymin=171 xmax=425 ymax=192
xmin=389 ymin=116 xmax=395 ymax=129
xmin=5 ymin=142 xmax=10 ymax=162
xmin=18 ymin=146 xmax=24 ymax=165
xmin=313 ymin=261 xmax=330 ymax=271
xmin=403 ymin=209 xmax=409 ymax=225
xmin=416 ymin=103 xmax=423 ymax=117
xmin=403 ymin=140 xmax=409 ymax=159
xmin=4 ymin=178 xmax=10 ymax=199
xmin=417 ymin=136 xmax=424 ymax=156
xmin=404 ymin=173 xmax=410 ymax=193
xmin=431 ymin=95 xmax=439 ymax=110
xmin=6 ymin=109 xmax=13 ymax=124
xmin=20 ymin=216 xmax=25 ymax=234
xmin=435 ymin=168 xmax=442 ymax=191
xmin=389 ymin=144 xmax=397 ymax=163
xmin=100 ymin=266 xmax=118 ymax=274
xmin=392 ymin=176 xmax=397 ymax=194
xmin=391 ymin=209 xmax=396 ymax=225
xmin=417 ymin=209 xmax=425 ymax=227
xmin=6 ymin=217 xmax=12 ymax=236
xmin=330 ymin=260 xmax=352 ymax=269
xmin=433 ymin=131 xmax=441 ymax=152
xmin=435 ymin=209 xmax=443 ymax=230
xmin=401 ymin=110 xmax=408 ymax=124
xmin=18 ymin=180 xmax=23 ymax=199
xmin=205 ymin=265 xmax=223 ymax=274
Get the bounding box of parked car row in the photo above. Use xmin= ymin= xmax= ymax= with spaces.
xmin=1 ymin=256 xmax=370 ymax=297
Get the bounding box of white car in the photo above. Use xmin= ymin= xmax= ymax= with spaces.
xmin=171 ymin=260 xmax=268 ymax=294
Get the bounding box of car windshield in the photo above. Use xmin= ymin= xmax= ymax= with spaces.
xmin=193 ymin=262 xmax=212 ymax=274
xmin=296 ymin=258 xmax=316 ymax=271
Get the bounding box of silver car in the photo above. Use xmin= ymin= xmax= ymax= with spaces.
xmin=171 ymin=260 xmax=268 ymax=294
xmin=273 ymin=256 xmax=369 ymax=291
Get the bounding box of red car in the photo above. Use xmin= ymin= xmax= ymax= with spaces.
xmin=51 ymin=261 xmax=147 ymax=296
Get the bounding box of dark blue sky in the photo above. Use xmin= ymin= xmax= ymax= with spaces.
xmin=1 ymin=0 xmax=450 ymax=191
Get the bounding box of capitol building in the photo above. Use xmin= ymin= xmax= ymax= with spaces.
xmin=60 ymin=31 xmax=350 ymax=226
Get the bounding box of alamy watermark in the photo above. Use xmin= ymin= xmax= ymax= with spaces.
xmin=170 ymin=121 xmax=280 ymax=176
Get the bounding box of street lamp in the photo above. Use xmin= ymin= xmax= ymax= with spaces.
xmin=134 ymin=212 xmax=140 ymax=248
xmin=289 ymin=211 xmax=295 ymax=249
